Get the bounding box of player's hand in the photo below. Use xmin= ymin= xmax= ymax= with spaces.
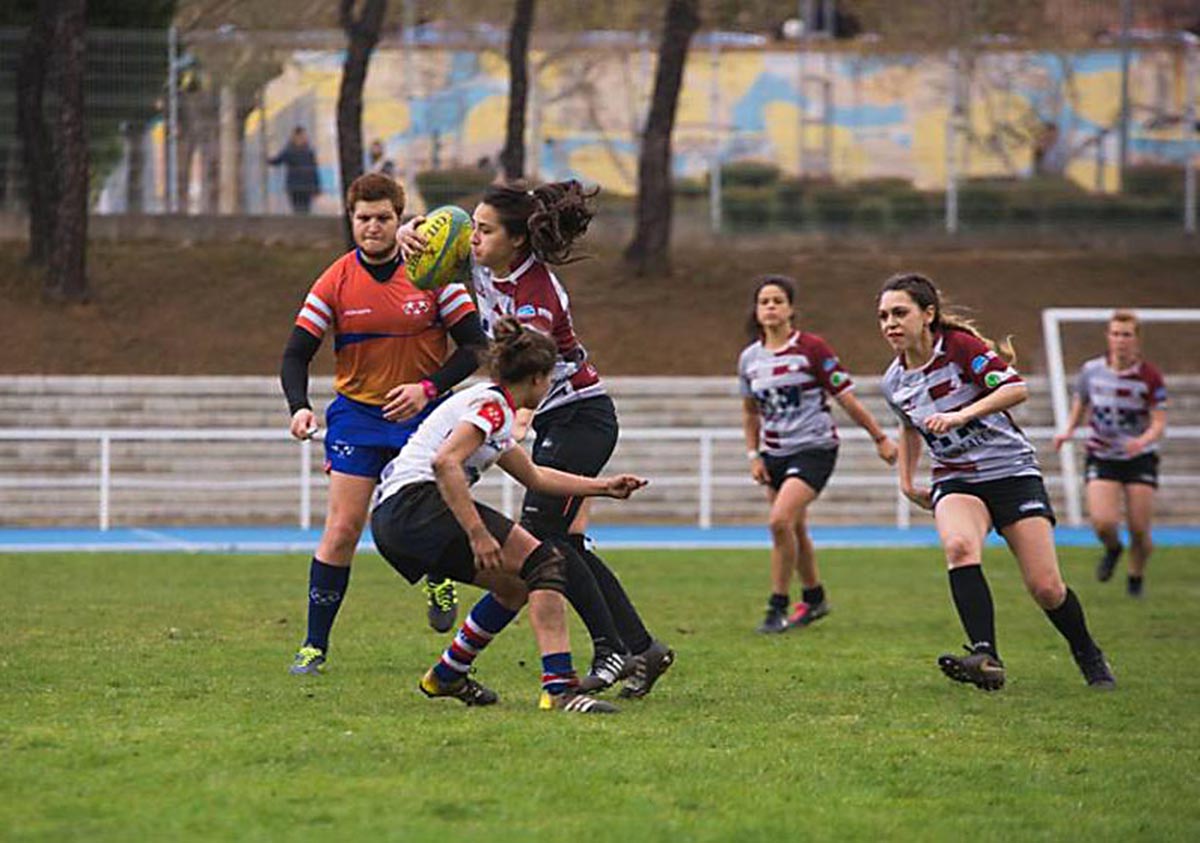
xmin=924 ymin=412 xmax=965 ymax=435
xmin=383 ymin=382 xmax=428 ymax=421
xmin=874 ymin=436 xmax=899 ymax=465
xmin=903 ymin=485 xmax=934 ymax=510
xmin=469 ymin=527 xmax=503 ymax=570
xmin=396 ymin=216 xmax=428 ymax=261
xmin=750 ymin=457 xmax=770 ymax=485
xmin=1123 ymin=437 xmax=1146 ymax=457
xmin=602 ymin=474 xmax=648 ymax=499
xmin=1052 ymin=431 xmax=1072 ymax=451
xmin=290 ymin=408 xmax=318 ymax=440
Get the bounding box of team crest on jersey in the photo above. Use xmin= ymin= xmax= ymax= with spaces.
xmin=823 ymin=358 xmax=837 ymax=372
xmin=830 ymin=371 xmax=848 ymax=388
xmin=971 ymin=354 xmax=989 ymax=374
xmin=477 ymin=400 xmax=505 ymax=432
xmin=516 ymin=304 xmax=537 ymax=318
xmin=984 ymin=371 xmax=1007 ymax=389
xmin=402 ymin=299 xmax=432 ymax=316
xmin=1154 ymin=387 xmax=1167 ymax=402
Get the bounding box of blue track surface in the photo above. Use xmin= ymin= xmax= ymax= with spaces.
xmin=2 ymin=524 xmax=1198 ymax=553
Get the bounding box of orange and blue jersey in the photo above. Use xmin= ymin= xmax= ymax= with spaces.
xmin=294 ymin=250 xmax=476 ymax=478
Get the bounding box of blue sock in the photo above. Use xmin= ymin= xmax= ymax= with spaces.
xmin=432 ymin=593 xmax=518 ymax=685
xmin=541 ymin=651 xmax=577 ymax=696
xmin=304 ymin=558 xmax=350 ymax=653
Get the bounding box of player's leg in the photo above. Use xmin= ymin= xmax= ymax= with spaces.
xmin=781 ymin=449 xmax=837 ymax=629
xmin=1086 ymin=476 xmax=1124 ymax=582
xmin=1123 ymin=480 xmax=1155 ymax=597
xmin=290 ymin=470 xmax=376 ymax=675
xmin=1000 ymin=513 xmax=1114 ymax=689
xmin=932 ymin=491 xmax=1005 ymax=691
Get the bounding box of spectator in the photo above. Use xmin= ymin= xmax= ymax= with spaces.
xmin=367 ymin=139 xmax=396 ymax=179
xmin=269 ymin=126 xmax=321 ymax=214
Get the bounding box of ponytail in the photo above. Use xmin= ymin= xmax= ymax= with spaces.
xmin=481 ymin=179 xmax=598 ymax=265
xmin=487 ymin=317 xmax=558 ymax=383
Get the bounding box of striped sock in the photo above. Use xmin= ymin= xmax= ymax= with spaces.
xmin=431 ymin=593 xmax=517 ymax=685
xmin=541 ymin=651 xmax=577 ymax=696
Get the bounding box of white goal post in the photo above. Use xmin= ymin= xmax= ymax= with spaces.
xmin=1042 ymin=307 xmax=1200 ymax=526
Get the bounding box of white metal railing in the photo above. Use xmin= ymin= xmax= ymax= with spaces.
xmin=2 ymin=425 xmax=1199 ymax=530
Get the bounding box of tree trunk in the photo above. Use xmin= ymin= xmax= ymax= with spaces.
xmin=500 ymin=0 xmax=536 ymax=181
xmin=47 ymin=0 xmax=89 ymax=302
xmin=15 ymin=1 xmax=57 ymax=266
xmin=338 ymin=0 xmax=387 ymax=247
xmin=623 ymin=0 xmax=699 ymax=276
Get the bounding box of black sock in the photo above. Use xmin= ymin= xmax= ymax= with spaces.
xmin=1127 ymin=575 xmax=1144 ymax=596
xmin=1044 ymin=587 xmax=1099 ymax=654
xmin=948 ymin=565 xmax=998 ymax=658
xmin=801 ymin=584 xmax=825 ymax=607
xmin=304 ymin=557 xmax=350 ymax=653
xmin=558 ymin=538 xmax=625 ymax=655
xmin=568 ymin=534 xmax=653 ymax=655
xmin=769 ymin=592 xmax=789 ymax=611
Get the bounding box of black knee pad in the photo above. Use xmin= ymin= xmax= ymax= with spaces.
xmin=520 ymin=541 xmax=568 ymax=594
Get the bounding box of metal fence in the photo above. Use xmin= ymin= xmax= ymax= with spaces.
xmin=1 ymin=22 xmax=1197 ymax=231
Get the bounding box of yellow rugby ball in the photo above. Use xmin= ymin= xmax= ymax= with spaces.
xmin=405 ymin=205 xmax=473 ymax=291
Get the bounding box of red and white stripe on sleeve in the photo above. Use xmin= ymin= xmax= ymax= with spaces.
xmin=296 ymin=292 xmax=334 ymax=338
xmin=437 ymin=282 xmax=476 ymax=326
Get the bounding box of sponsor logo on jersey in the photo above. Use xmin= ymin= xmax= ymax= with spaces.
xmin=823 ymin=357 xmax=837 ymax=372
xmin=344 ymin=308 xmax=373 ymax=317
xmin=830 ymin=371 xmax=848 ymax=388
xmin=1154 ymin=386 xmax=1167 ymax=402
xmin=516 ymin=304 xmax=537 ymax=318
xmin=984 ymin=371 xmax=1006 ymax=389
xmin=1018 ymin=500 xmax=1046 ymax=512
xmin=971 ymin=354 xmax=988 ymax=374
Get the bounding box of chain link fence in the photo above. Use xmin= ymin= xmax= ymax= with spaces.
xmin=0 ymin=20 xmax=1196 ymax=232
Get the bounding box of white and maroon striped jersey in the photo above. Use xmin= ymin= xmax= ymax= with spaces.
xmin=472 ymin=254 xmax=606 ymax=415
xmin=880 ymin=329 xmax=1038 ymax=484
xmin=1074 ymin=356 xmax=1167 ymax=460
xmin=372 ymin=382 xmax=517 ymax=508
xmin=738 ymin=330 xmax=853 ymax=455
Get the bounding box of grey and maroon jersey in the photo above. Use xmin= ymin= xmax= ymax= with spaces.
xmin=1074 ymin=356 xmax=1167 ymax=460
xmin=472 ymin=254 xmax=605 ymax=415
xmin=738 ymin=330 xmax=853 ymax=455
xmin=881 ymin=329 xmax=1038 ymax=484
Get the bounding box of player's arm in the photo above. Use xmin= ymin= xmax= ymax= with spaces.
xmin=431 ymin=421 xmax=503 ymax=570
xmin=925 ymin=382 xmax=1027 ymax=435
xmin=1053 ymin=395 xmax=1088 ymax=451
xmin=382 ymin=312 xmax=488 ymax=422
xmin=741 ymin=397 xmax=769 ymax=485
xmin=498 ymin=446 xmax=647 ymax=500
xmin=1127 ymin=407 xmax=1167 ymax=456
xmin=834 ymin=391 xmax=897 ymax=465
xmin=898 ymin=426 xmax=932 ymax=510
xmin=280 ymin=325 xmax=322 ymax=440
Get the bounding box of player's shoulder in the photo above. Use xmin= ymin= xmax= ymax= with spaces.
xmin=879 ymin=357 xmax=905 ymax=391
xmin=1080 ymin=355 xmax=1107 ymax=373
xmin=737 ymin=340 xmax=763 ymax=364
xmin=942 ymin=327 xmax=990 ymax=358
xmin=1138 ymin=359 xmax=1164 ymax=382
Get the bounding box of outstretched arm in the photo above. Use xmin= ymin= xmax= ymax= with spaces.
xmin=498 ymin=446 xmax=647 ymax=500
xmin=835 ymin=391 xmax=897 ymax=465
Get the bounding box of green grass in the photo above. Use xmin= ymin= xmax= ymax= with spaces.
xmin=3 ymin=547 xmax=1198 ymax=842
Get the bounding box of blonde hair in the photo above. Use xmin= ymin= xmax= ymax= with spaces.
xmin=1110 ymin=309 xmax=1141 ymax=336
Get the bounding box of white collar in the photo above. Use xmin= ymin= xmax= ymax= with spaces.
xmin=490 ymin=253 xmax=538 ymax=284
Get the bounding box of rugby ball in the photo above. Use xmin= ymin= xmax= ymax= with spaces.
xmin=405 ymin=205 xmax=473 ymax=291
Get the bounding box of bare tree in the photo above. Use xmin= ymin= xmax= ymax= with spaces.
xmin=623 ymin=0 xmax=699 ymax=275
xmin=47 ymin=0 xmax=89 ymax=301
xmin=337 ymin=0 xmax=387 ymax=244
xmin=14 ymin=0 xmax=56 ymax=266
xmin=500 ymin=0 xmax=536 ymax=180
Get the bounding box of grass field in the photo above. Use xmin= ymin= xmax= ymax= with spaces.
xmin=3 ymin=546 xmax=1198 ymax=841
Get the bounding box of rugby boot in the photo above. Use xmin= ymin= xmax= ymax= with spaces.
xmin=419 ymin=668 xmax=498 ymax=706
xmin=937 ymin=644 xmax=1006 ymax=691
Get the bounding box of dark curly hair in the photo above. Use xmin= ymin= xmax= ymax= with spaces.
xmin=481 ymin=179 xmax=598 ymax=265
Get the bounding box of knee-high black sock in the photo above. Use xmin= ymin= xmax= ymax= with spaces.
xmin=558 ymin=540 xmax=625 ymax=655
xmin=569 ymin=534 xmax=653 ymax=656
xmin=305 ymin=557 xmax=350 ymax=652
xmin=948 ymin=565 xmax=998 ymax=658
xmin=1044 ymin=587 xmax=1099 ymax=655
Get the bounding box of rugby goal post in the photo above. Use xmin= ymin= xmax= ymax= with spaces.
xmin=1042 ymin=307 xmax=1200 ymax=526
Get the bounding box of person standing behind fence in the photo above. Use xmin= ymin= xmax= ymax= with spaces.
xmin=269 ymin=126 xmax=321 ymax=214
xmin=877 ymin=272 xmax=1115 ymax=691
xmin=1053 ymin=311 xmax=1167 ymax=597
xmin=367 ymin=139 xmax=396 ymax=179
xmin=281 ymin=173 xmax=487 ymax=676
xmin=740 ymin=275 xmax=897 ymax=634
